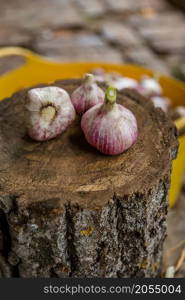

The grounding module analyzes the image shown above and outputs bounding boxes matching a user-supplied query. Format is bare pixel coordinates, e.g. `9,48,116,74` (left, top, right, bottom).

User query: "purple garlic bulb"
26,86,76,141
81,86,138,155
71,73,105,115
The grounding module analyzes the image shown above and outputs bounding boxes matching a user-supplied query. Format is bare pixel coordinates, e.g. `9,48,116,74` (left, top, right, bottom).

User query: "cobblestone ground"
0,0,185,74
0,0,185,277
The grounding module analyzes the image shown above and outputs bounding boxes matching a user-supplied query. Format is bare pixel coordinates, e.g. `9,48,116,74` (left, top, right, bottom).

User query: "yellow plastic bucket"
0,47,185,207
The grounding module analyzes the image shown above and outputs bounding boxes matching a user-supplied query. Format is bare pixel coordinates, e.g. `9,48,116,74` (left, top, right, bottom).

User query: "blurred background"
0,0,185,277
0,0,185,78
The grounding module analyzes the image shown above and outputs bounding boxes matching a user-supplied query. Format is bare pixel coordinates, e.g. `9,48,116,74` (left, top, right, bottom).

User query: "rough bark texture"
0,80,178,278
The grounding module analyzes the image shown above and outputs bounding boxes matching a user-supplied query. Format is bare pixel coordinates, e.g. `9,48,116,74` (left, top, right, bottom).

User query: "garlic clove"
26,86,76,141
71,73,105,115
137,76,162,97
81,86,138,155
151,96,171,112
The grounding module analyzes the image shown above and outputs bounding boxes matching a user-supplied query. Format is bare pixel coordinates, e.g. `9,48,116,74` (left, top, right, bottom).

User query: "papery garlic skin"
91,68,106,82
26,86,76,141
106,73,138,91
137,76,162,97
71,74,105,115
81,87,138,155
151,96,171,112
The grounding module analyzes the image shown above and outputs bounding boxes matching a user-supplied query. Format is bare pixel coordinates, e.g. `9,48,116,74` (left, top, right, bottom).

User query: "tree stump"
0,79,178,278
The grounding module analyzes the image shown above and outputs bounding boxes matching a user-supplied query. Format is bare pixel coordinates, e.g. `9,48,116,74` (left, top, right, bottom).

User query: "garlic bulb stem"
105,86,117,105
84,73,95,85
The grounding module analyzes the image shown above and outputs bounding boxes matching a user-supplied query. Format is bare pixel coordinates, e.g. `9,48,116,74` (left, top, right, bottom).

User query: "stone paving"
0,0,185,277
0,0,185,75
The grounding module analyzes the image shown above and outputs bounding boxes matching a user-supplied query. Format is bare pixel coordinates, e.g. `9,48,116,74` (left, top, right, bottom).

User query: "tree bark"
0,80,178,277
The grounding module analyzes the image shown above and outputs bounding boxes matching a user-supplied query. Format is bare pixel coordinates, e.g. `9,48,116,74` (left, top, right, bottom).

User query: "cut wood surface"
0,80,178,277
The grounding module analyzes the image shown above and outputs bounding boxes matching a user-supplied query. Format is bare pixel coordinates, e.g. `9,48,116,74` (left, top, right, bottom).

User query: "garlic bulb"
174,106,185,117
91,68,106,82
106,72,138,91
151,96,171,112
137,76,162,97
26,86,76,141
71,73,105,115
81,86,138,155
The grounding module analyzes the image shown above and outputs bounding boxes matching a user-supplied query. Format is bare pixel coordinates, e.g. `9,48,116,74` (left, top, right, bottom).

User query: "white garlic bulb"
26,86,76,141
137,76,162,97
